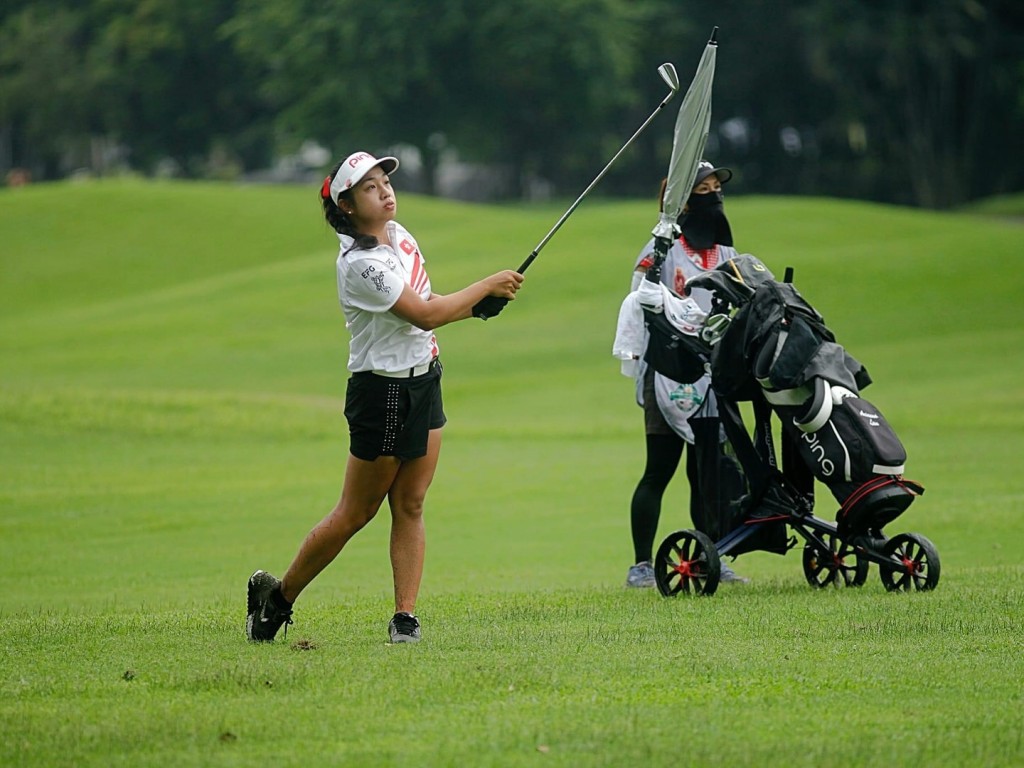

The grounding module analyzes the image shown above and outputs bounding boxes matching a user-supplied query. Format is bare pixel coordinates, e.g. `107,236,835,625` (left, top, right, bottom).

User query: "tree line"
2,0,1021,208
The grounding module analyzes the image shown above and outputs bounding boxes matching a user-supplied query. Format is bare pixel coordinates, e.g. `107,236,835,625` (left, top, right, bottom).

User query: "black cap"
693,160,732,187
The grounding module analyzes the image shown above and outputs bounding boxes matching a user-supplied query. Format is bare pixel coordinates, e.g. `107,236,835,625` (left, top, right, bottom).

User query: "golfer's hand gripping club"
472,268,524,320
472,295,509,320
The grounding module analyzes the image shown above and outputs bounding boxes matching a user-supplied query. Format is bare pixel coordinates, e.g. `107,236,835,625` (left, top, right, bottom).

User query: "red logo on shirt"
674,268,686,296
399,239,416,255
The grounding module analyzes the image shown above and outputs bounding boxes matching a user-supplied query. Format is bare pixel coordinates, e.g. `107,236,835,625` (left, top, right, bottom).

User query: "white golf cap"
328,151,399,205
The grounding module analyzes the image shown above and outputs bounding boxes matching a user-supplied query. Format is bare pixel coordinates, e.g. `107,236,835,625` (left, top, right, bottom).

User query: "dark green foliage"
0,0,1022,205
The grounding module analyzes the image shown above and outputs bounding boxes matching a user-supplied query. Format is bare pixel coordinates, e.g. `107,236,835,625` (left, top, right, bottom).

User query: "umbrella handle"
644,237,672,285
710,26,718,45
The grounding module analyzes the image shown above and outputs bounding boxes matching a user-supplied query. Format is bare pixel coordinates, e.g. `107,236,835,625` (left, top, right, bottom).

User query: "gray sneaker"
388,612,421,644
626,561,657,588
719,561,750,584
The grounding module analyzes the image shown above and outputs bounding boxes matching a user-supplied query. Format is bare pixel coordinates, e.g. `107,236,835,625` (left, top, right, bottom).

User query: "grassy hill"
2,176,1022,606
1,180,1022,766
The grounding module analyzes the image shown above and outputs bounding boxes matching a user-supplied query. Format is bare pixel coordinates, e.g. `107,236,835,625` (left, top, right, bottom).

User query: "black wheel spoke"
838,562,855,585
654,530,721,597
804,533,862,589
681,538,694,561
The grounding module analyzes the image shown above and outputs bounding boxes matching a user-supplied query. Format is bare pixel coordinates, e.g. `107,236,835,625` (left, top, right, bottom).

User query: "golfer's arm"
390,283,491,330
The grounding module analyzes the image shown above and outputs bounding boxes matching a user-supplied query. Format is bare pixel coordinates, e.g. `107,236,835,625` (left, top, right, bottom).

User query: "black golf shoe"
246,570,293,642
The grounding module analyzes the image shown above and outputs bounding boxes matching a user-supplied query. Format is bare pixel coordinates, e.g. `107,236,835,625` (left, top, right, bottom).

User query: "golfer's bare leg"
279,453,400,603
388,428,443,614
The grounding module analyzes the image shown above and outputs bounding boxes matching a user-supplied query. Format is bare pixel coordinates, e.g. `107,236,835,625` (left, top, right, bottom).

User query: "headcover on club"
685,254,775,308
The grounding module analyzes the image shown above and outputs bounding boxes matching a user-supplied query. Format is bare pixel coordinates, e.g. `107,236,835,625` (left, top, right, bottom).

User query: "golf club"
518,62,680,275
474,63,681,319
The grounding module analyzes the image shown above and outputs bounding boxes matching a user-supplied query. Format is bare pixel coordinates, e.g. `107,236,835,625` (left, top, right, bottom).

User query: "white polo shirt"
336,221,438,373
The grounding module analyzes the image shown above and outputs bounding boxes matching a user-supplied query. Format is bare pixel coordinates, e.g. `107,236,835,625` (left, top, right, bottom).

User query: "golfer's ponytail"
320,164,378,251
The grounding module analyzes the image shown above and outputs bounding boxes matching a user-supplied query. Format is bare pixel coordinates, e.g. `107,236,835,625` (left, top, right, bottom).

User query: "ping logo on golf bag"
786,393,908,505
800,430,835,477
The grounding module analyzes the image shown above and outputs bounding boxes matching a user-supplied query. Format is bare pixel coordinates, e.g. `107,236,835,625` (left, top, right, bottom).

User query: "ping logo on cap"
344,153,373,189
348,152,371,168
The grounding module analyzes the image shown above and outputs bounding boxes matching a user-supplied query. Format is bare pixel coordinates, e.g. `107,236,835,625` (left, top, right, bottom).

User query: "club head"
658,62,680,93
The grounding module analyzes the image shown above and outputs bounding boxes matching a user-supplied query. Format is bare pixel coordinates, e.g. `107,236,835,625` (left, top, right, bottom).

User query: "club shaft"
517,91,676,274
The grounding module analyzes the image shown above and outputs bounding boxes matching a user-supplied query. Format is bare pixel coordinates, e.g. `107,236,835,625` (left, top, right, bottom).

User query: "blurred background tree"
1,0,1021,207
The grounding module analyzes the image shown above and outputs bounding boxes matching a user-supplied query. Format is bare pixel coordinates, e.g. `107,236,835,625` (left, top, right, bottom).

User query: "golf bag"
647,255,924,536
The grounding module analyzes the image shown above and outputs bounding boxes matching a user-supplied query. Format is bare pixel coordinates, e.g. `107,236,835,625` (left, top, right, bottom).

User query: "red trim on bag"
744,514,788,525
839,475,923,521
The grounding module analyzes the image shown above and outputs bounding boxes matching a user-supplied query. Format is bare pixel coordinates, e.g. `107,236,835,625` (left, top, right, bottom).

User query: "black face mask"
678,190,733,250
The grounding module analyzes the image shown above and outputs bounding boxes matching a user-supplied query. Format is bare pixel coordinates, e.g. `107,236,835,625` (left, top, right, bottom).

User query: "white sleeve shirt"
336,222,438,373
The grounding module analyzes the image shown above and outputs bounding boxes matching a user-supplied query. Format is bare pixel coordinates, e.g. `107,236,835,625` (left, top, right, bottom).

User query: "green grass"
2,180,1023,767
6,587,1022,766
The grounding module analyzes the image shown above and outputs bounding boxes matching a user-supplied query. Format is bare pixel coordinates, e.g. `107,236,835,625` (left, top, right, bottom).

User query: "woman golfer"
246,151,523,644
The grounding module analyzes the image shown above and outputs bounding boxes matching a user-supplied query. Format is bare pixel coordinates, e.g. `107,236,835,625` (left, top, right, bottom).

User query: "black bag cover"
688,417,748,542
684,254,776,305
642,309,708,384
837,475,924,535
710,281,872,398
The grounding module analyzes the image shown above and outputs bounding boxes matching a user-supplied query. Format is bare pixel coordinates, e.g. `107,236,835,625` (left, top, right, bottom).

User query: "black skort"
345,359,446,461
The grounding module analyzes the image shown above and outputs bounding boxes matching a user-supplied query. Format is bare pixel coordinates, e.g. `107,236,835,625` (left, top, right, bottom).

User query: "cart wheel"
654,530,720,597
879,533,941,592
802,532,869,588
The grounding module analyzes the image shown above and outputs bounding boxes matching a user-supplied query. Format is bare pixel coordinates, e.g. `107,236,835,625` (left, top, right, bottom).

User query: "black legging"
630,433,691,564
630,421,745,563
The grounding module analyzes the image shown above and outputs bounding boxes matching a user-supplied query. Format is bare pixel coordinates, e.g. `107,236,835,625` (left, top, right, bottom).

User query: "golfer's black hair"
320,161,379,251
